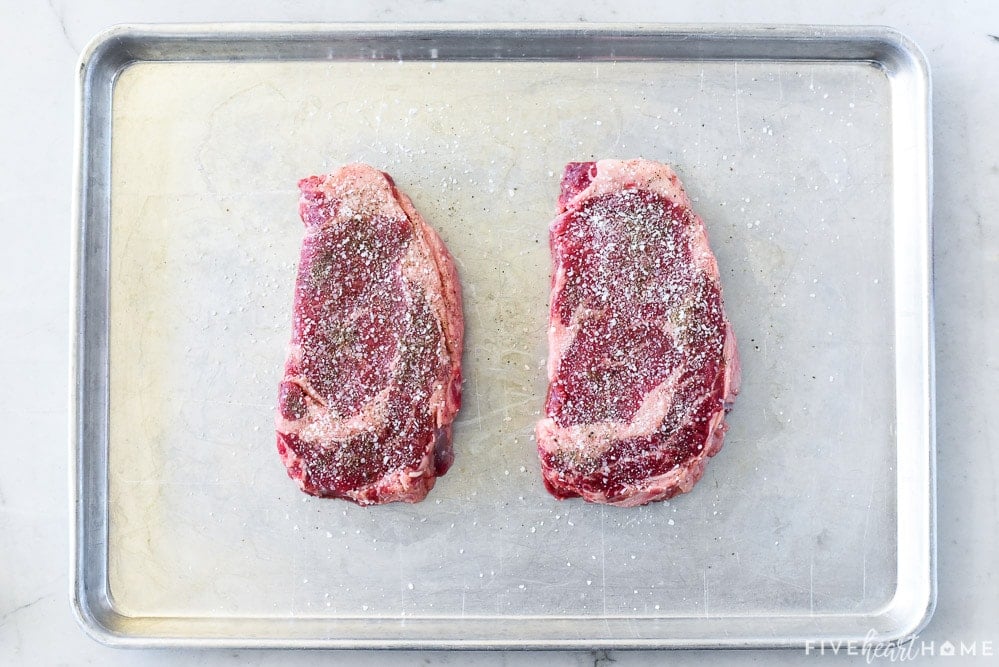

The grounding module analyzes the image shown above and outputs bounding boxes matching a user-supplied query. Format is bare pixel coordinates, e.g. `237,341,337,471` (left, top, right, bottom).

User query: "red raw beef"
276,164,463,505
537,159,740,507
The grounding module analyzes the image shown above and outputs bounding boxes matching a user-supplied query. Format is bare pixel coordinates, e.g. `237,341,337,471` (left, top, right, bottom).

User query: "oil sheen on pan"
537,159,740,507
276,164,464,505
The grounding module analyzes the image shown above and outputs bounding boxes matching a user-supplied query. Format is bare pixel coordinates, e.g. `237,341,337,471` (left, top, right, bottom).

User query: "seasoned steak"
276,164,463,505
537,159,740,507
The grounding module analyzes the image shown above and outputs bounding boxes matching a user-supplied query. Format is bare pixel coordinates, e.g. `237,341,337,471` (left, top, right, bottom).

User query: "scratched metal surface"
72,25,933,647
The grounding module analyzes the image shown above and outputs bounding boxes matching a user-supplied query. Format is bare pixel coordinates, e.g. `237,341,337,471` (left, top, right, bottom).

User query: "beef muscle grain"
536,159,740,507
276,164,463,505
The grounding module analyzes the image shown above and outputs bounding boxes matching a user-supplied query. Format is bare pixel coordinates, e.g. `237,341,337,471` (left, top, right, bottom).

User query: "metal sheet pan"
71,23,934,648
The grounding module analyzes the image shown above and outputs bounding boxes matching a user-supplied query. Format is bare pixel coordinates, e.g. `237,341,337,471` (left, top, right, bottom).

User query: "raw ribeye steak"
536,159,740,507
276,164,463,505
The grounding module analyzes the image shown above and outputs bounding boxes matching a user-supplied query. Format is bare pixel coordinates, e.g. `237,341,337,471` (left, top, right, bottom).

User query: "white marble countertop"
2,1,996,665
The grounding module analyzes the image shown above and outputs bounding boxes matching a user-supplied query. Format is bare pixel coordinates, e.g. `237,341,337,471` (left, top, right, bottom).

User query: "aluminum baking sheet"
71,24,934,648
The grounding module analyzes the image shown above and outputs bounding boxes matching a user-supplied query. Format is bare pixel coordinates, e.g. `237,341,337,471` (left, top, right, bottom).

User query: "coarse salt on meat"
537,159,740,507
276,164,463,505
